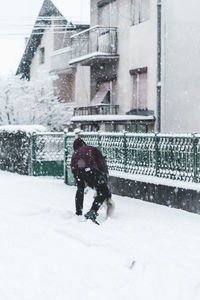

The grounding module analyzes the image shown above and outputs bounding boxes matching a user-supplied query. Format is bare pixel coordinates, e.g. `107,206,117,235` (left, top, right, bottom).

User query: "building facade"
161,0,200,133
70,0,200,134
17,0,88,106
69,0,156,132
17,0,200,133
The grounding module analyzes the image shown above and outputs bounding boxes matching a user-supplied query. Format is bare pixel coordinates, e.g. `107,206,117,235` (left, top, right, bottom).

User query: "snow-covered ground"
0,171,200,300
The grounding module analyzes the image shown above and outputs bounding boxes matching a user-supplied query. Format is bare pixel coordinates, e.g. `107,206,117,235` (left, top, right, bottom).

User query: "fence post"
64,130,68,184
155,133,159,177
31,132,37,176
98,131,101,151
192,133,198,183
123,131,127,172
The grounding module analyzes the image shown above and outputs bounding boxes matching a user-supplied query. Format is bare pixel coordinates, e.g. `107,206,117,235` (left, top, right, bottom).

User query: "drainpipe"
110,81,113,105
156,0,162,132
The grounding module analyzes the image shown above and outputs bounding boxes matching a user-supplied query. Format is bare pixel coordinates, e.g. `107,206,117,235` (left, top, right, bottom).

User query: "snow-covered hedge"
0,125,46,175
0,125,47,134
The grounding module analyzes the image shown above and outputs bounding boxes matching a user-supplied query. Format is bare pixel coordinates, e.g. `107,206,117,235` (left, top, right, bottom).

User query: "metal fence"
64,132,200,185
31,132,64,177
1,130,199,184
70,25,118,61
0,131,64,177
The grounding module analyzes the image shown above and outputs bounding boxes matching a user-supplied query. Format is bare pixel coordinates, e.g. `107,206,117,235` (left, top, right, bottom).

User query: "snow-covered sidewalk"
0,171,200,300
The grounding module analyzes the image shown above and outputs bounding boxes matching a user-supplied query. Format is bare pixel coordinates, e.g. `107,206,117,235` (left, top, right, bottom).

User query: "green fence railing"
31,132,64,177
1,130,200,184
64,132,200,185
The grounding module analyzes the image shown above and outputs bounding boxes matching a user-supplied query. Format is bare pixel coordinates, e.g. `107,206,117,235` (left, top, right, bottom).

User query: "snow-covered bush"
0,74,74,131
0,128,32,175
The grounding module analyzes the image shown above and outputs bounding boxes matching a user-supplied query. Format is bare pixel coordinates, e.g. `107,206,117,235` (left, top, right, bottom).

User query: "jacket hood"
73,138,86,151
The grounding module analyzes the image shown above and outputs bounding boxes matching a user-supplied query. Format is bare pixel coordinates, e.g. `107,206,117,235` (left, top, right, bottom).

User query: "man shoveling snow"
70,130,114,224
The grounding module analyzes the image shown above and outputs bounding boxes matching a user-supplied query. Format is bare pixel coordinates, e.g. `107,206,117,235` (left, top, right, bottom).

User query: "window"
105,123,117,131
81,124,99,132
125,124,147,133
125,124,137,132
131,0,150,25
91,80,117,106
39,47,45,64
137,124,147,133
130,67,148,110
98,0,117,27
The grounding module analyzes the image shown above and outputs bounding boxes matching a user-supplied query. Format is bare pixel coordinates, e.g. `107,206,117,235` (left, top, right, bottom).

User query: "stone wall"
109,175,200,214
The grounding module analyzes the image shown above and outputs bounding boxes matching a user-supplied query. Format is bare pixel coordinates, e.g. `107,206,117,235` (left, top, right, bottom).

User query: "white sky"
0,0,90,76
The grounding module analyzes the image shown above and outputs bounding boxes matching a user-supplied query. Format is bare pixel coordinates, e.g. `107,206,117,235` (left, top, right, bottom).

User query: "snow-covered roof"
71,114,155,122
16,0,89,79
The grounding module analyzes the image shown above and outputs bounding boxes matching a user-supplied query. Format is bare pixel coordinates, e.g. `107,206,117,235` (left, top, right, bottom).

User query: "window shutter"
138,72,147,109
98,4,110,26
98,0,117,27
132,74,138,109
130,68,148,110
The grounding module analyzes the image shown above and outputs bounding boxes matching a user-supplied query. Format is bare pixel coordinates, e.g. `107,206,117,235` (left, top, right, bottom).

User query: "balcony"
69,25,118,66
50,47,74,73
74,104,119,116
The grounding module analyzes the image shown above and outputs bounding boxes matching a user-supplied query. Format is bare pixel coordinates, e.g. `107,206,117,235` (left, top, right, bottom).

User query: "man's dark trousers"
75,168,110,215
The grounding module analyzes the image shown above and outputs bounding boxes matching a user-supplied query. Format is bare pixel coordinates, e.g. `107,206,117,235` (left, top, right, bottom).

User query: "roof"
16,0,89,79
71,115,155,122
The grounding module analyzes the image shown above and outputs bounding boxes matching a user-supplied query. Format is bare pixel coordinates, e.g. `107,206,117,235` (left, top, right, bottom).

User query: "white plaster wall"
90,0,98,27
74,65,90,106
117,0,157,115
162,0,200,133
30,28,54,80
76,0,157,115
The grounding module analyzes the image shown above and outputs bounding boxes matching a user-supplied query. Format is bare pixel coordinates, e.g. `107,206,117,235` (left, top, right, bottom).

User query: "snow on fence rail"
64,132,200,185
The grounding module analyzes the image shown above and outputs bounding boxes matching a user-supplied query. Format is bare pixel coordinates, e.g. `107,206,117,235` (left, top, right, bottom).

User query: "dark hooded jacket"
70,138,108,177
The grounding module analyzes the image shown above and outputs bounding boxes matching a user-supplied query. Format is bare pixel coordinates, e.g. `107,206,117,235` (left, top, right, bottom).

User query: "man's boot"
84,209,99,225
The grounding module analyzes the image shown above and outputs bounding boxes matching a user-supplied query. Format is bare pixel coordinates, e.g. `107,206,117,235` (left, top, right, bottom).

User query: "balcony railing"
74,104,119,116
70,25,118,63
50,47,72,72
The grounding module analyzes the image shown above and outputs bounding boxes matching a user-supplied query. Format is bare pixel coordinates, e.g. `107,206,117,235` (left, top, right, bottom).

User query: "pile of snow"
0,171,200,300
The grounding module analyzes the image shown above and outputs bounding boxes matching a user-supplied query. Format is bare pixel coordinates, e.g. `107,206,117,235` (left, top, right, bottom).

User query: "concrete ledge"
109,175,200,215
